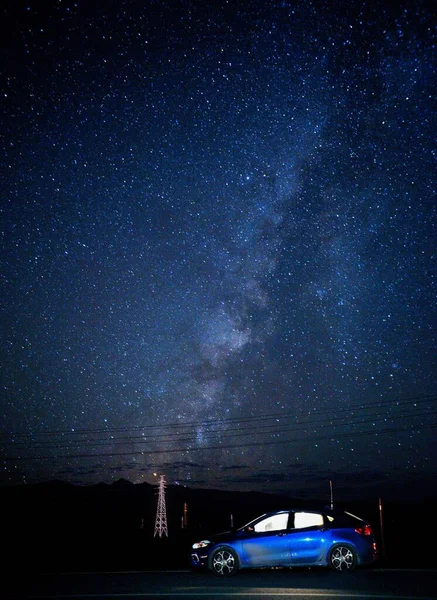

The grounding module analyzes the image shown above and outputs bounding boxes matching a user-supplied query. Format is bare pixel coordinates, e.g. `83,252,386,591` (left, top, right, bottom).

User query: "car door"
238,511,292,567
288,511,328,564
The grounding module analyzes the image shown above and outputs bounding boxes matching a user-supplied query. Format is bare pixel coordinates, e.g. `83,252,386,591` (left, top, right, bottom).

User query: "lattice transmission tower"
153,474,169,538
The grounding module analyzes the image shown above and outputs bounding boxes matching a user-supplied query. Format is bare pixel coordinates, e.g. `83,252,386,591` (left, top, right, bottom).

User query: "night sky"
2,0,436,504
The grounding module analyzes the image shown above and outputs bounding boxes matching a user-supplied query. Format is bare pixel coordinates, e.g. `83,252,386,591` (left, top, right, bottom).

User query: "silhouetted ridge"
112,478,134,487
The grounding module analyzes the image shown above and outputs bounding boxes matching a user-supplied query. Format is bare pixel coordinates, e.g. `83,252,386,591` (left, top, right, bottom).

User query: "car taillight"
355,524,372,536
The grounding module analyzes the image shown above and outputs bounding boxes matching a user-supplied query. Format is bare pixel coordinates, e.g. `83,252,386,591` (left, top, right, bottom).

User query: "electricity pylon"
153,474,169,538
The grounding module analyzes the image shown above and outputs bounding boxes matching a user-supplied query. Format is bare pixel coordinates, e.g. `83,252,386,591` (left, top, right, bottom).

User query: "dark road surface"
6,568,437,600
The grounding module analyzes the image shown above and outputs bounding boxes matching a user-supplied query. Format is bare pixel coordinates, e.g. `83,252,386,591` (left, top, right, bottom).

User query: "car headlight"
192,540,211,549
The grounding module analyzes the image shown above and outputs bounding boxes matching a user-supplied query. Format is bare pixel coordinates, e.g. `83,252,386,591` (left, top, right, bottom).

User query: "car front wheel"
210,546,239,576
328,544,357,572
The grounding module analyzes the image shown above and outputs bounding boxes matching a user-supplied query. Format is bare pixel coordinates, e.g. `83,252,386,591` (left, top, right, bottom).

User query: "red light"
355,524,372,536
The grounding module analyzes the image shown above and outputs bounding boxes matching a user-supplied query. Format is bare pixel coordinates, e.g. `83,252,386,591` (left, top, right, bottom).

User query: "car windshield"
238,511,291,532
237,513,268,531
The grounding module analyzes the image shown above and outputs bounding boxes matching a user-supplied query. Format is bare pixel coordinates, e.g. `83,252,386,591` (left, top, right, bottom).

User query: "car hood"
208,529,242,543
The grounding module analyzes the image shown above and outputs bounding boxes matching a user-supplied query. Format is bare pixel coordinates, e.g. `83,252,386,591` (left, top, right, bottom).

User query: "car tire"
210,546,239,576
328,544,357,573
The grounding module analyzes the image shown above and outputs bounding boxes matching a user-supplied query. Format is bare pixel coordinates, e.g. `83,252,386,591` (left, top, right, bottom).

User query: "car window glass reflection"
293,512,324,529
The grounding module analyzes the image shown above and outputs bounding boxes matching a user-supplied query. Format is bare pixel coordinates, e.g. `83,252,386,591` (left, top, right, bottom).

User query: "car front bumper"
191,551,209,569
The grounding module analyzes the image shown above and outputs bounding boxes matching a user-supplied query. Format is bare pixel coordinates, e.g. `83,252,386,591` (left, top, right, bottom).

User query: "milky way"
1,0,436,502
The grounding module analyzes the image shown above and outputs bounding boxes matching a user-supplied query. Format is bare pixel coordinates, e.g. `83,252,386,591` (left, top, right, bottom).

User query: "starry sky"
1,0,436,503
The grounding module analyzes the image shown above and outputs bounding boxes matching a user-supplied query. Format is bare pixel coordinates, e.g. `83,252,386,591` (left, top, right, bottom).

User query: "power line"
4,407,436,451
4,422,437,462
2,393,435,440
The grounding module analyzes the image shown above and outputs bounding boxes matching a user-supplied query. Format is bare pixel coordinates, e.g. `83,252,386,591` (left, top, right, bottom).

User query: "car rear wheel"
210,546,239,576
328,544,357,572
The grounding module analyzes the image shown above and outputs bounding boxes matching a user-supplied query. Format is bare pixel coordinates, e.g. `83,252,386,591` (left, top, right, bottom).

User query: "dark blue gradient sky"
2,0,436,503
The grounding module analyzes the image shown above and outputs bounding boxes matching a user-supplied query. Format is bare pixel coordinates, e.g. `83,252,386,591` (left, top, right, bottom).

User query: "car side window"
293,512,324,529
253,512,289,532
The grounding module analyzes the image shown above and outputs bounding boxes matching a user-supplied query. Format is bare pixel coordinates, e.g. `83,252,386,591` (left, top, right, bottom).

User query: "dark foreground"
7,530,435,576
5,481,437,573
6,567,437,600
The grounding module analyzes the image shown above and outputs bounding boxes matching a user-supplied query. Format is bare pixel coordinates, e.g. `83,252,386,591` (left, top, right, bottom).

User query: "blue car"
191,508,379,575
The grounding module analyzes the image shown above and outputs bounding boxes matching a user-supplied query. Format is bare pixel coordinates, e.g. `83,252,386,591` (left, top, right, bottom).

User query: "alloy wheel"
212,549,237,576
329,545,355,572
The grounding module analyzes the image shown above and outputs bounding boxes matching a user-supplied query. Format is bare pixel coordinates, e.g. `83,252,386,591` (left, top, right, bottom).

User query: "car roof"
265,508,368,526
264,508,359,519
265,508,331,514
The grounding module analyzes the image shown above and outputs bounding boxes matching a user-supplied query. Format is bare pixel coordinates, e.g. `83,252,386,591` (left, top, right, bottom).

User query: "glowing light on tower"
154,474,169,538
